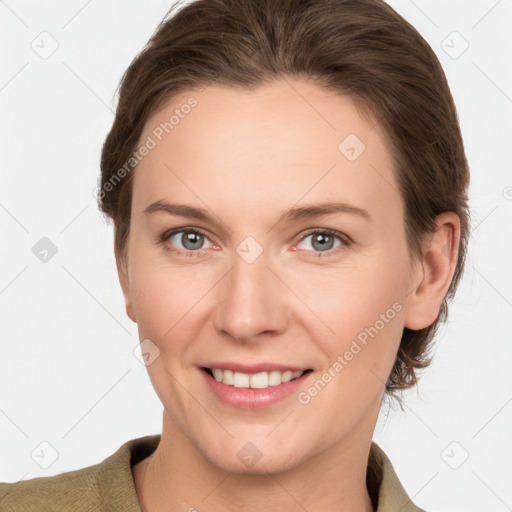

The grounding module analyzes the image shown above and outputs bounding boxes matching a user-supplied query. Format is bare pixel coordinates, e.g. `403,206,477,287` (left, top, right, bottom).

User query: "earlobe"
404,212,461,331
115,246,137,324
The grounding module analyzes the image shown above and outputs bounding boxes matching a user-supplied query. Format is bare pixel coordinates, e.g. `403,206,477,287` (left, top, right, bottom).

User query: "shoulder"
0,463,105,512
0,435,160,512
369,441,428,512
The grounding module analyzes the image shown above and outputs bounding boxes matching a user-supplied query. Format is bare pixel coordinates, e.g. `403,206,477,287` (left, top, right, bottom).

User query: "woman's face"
119,79,424,473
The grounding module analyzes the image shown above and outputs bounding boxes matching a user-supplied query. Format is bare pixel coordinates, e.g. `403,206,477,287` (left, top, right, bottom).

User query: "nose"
213,249,290,343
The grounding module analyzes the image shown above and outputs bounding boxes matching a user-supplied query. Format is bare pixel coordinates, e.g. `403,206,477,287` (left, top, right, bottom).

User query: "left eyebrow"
280,202,372,223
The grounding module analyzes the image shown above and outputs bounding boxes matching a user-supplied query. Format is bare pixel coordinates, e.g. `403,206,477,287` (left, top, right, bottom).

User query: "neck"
133,411,378,512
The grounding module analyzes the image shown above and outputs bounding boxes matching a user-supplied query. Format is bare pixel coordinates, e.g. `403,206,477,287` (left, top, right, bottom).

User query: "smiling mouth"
202,367,313,389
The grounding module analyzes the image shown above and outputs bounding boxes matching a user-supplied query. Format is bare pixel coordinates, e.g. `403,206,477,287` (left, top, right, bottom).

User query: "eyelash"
157,227,352,258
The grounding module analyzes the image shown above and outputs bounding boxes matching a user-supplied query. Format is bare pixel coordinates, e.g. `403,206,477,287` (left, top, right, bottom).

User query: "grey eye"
169,230,213,251
298,232,342,252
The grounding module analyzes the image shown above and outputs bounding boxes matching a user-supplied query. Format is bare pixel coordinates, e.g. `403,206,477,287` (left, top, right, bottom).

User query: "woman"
0,0,469,510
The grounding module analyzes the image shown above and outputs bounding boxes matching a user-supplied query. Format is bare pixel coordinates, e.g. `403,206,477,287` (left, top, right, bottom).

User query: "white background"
1,1,511,510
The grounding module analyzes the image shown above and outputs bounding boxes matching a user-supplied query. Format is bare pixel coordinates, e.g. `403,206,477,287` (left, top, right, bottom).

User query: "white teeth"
268,371,282,386
222,369,234,385
249,372,268,389
233,372,250,388
208,368,306,388
281,370,292,383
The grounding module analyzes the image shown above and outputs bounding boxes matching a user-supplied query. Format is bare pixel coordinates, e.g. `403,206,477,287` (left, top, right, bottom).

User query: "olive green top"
0,435,426,511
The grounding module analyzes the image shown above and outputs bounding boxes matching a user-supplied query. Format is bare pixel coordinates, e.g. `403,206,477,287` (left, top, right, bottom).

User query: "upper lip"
201,362,311,373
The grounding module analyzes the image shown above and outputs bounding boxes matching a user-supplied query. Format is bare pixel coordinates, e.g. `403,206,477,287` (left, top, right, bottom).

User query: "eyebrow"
143,200,371,224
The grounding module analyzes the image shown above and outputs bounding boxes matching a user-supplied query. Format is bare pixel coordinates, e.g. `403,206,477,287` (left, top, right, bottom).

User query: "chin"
196,433,308,476
213,450,302,476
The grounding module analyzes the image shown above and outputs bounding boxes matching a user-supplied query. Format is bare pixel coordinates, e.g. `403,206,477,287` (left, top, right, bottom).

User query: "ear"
115,243,137,323
404,212,461,330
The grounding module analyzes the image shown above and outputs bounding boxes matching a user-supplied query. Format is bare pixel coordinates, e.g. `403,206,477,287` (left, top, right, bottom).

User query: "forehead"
132,79,402,225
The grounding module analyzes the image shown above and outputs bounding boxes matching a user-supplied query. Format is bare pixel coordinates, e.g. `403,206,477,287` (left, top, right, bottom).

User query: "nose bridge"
213,245,286,341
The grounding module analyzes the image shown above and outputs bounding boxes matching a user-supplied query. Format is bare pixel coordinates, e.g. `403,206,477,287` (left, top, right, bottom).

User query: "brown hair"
98,0,470,406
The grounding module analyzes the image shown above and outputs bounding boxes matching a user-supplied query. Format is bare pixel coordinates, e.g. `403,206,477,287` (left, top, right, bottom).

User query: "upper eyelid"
301,228,349,240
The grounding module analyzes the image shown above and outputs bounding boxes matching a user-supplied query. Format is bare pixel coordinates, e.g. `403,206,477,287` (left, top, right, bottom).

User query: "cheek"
292,256,406,334
291,264,406,435
289,255,407,386
128,248,217,347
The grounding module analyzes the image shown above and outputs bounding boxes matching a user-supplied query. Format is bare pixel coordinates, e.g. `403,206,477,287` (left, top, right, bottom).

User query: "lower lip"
200,368,312,410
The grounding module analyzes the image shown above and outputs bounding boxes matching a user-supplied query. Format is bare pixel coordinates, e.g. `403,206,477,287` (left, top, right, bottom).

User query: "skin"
117,78,460,512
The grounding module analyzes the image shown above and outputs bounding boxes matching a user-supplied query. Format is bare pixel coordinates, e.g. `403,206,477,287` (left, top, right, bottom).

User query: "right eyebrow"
143,200,211,221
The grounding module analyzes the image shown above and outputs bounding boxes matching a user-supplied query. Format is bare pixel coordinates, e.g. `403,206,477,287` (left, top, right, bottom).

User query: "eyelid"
162,226,212,240
299,227,351,244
